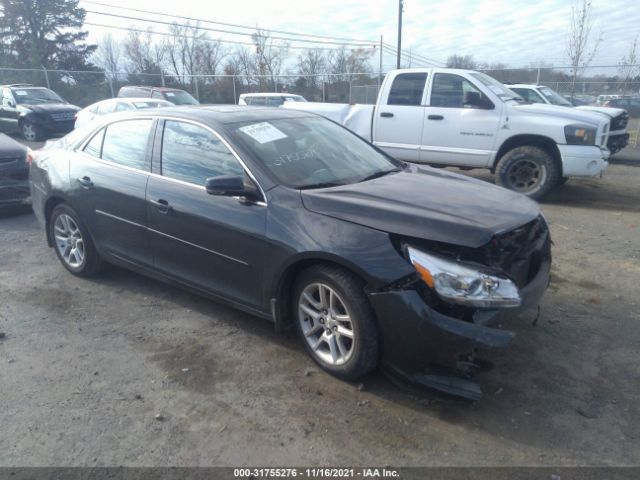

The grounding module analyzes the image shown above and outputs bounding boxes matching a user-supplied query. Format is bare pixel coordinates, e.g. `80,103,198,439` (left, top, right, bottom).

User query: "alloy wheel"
22,123,37,142
54,214,85,268
298,283,355,366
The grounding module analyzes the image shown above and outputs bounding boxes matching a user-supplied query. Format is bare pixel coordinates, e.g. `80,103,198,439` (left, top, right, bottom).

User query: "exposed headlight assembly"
407,246,521,308
564,124,597,146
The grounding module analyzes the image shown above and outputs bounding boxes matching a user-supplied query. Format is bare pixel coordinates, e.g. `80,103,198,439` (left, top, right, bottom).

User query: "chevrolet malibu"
30,106,551,400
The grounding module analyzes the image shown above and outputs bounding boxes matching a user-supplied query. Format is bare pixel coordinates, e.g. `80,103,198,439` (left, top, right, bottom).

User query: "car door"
69,118,154,266
146,119,267,308
0,88,20,133
372,72,427,162
421,73,501,167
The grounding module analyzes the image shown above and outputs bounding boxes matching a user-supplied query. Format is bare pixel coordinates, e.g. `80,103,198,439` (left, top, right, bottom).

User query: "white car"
284,68,611,199
74,98,172,129
509,84,629,154
238,93,307,107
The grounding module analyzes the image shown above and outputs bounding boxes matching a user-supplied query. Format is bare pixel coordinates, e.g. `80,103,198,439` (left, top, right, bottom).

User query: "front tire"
50,204,104,277
495,146,560,200
21,121,43,142
292,265,378,380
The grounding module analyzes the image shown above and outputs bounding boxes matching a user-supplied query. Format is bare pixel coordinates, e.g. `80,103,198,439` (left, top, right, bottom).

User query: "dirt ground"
0,138,639,467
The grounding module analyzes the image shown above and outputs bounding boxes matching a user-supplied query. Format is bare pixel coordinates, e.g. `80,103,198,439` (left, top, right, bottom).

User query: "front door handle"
428,115,444,120
380,112,394,118
77,176,94,189
150,198,172,214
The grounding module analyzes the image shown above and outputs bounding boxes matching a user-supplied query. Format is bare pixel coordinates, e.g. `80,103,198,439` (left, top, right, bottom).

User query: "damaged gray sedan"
30,106,551,400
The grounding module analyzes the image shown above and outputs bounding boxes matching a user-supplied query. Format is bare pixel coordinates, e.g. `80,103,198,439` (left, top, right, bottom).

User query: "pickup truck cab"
509,84,629,154
284,68,610,199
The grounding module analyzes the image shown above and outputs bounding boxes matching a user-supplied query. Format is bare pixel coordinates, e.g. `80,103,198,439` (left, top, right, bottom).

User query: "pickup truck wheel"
293,264,379,380
495,146,559,199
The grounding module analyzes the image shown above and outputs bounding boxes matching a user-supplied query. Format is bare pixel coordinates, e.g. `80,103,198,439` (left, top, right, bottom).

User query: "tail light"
25,148,35,166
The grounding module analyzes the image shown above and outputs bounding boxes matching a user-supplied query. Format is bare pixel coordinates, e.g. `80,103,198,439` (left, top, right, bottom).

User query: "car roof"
120,85,187,92
98,105,315,125
240,93,302,97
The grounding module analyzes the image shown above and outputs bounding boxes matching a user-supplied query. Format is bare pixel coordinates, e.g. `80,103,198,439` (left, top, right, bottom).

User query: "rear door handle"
428,115,444,120
380,112,394,118
77,176,94,189
150,198,172,214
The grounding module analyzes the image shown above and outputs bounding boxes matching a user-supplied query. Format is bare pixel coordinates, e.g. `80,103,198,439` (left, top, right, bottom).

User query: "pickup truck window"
387,73,427,106
431,73,484,108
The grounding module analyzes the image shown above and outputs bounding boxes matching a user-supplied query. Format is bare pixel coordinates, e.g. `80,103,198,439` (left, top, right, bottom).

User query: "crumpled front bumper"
368,258,551,401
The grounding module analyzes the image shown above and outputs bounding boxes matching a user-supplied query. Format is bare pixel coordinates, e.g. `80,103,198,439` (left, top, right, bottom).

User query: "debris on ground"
0,332,6,340
357,383,365,392
303,368,317,377
181,368,190,372
154,414,165,421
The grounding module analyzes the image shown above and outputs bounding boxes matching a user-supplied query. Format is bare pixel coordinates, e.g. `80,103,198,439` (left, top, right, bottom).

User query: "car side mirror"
463,91,493,109
205,175,261,202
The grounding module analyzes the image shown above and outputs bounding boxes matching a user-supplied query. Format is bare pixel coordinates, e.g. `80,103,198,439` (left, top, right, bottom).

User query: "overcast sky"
80,0,639,73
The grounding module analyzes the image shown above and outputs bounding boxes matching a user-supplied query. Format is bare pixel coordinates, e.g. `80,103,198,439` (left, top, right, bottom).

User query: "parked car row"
29,105,551,400
0,84,199,141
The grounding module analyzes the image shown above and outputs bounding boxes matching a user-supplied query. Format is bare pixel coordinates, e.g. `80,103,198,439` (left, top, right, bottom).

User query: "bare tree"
618,37,639,94
446,54,477,69
297,49,327,89
94,33,122,82
328,47,373,83
123,28,166,82
252,28,289,90
566,0,602,99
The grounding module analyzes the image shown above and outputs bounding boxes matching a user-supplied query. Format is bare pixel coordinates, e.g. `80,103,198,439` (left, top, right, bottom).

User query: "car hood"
511,102,604,126
576,105,627,119
300,166,540,248
19,103,80,114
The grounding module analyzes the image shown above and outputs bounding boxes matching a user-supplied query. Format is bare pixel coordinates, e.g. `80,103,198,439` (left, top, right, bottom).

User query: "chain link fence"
0,65,638,109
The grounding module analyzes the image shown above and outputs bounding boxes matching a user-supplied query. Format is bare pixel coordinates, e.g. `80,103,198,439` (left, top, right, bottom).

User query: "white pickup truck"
283,68,610,199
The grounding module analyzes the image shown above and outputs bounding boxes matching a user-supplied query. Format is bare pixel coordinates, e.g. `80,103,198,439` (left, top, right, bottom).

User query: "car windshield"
164,90,199,105
230,116,402,189
12,87,65,105
285,96,306,102
539,87,572,106
470,73,523,102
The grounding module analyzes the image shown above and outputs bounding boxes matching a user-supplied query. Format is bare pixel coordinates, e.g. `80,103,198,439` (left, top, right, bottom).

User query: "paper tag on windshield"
239,122,287,144
15,90,28,96
165,92,175,97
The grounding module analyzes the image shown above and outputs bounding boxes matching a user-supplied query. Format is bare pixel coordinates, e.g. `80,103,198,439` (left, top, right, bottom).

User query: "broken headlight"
406,246,521,308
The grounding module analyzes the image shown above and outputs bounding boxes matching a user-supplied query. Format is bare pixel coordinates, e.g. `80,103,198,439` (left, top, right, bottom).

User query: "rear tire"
292,264,378,380
50,204,104,277
495,146,560,200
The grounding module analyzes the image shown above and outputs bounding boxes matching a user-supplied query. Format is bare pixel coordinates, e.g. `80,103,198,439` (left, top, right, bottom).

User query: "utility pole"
396,0,404,69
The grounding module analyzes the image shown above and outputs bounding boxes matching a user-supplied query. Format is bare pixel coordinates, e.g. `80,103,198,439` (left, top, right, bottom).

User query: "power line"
80,0,378,45
85,22,372,52
85,9,377,47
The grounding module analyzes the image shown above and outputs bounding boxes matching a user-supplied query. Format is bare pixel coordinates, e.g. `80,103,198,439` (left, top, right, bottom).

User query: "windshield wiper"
358,167,402,183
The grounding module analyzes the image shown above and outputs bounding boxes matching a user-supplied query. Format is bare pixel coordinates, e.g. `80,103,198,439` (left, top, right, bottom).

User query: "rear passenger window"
161,121,244,185
152,91,164,99
83,128,104,158
387,73,427,106
101,120,152,170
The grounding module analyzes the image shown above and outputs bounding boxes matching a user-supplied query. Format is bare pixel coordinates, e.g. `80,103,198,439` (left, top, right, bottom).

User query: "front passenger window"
161,121,245,186
431,73,486,108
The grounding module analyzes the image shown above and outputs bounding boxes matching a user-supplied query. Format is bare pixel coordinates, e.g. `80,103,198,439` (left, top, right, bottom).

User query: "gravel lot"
0,134,639,467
